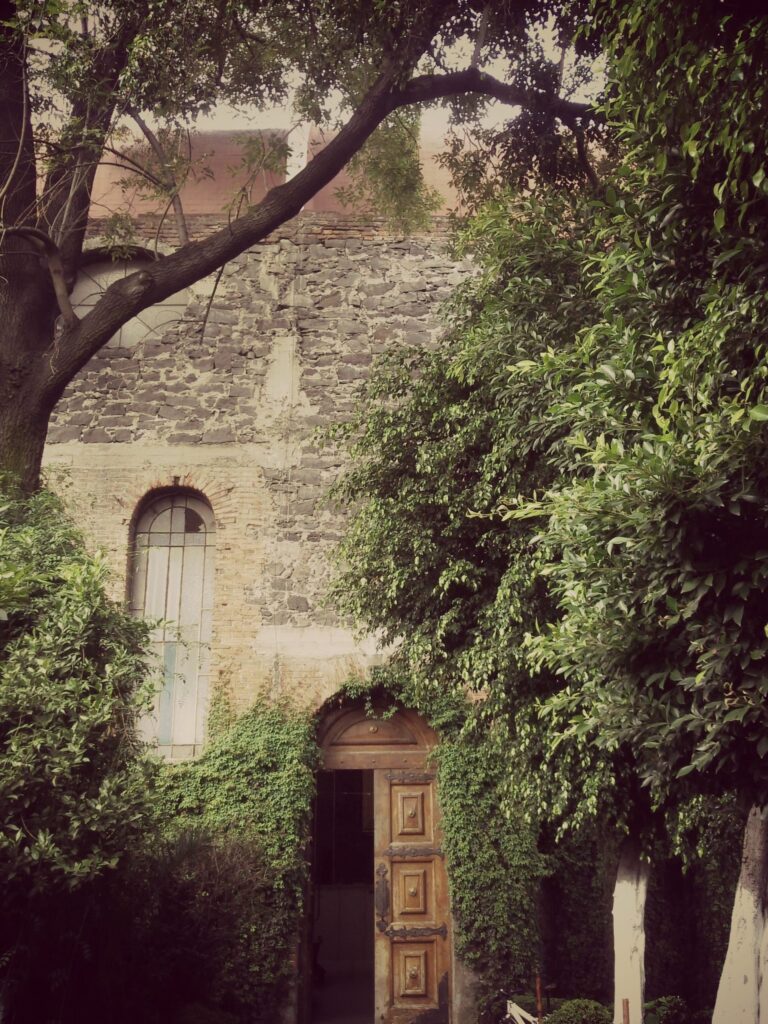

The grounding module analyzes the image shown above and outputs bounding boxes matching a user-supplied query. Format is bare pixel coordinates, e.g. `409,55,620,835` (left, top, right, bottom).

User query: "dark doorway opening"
311,769,374,1024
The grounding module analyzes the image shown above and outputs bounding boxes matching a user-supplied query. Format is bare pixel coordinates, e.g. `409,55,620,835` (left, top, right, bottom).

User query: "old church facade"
43,165,477,1020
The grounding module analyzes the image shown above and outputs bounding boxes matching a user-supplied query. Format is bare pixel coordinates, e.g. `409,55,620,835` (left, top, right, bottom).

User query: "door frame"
305,703,454,1024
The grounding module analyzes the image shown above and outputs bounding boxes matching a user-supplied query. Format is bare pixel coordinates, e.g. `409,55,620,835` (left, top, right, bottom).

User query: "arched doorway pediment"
318,706,437,771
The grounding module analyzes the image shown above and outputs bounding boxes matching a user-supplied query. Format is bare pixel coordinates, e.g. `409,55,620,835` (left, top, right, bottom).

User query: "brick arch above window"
130,491,216,759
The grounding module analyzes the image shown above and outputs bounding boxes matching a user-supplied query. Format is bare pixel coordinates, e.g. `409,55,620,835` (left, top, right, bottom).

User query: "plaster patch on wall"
261,332,303,417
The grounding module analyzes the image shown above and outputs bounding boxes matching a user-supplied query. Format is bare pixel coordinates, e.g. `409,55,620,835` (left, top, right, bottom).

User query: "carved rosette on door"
374,768,451,1024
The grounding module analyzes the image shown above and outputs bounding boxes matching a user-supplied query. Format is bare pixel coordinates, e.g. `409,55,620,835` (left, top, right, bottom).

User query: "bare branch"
129,110,190,246
0,37,28,213
470,4,491,69
574,128,600,190
100,148,168,190
2,226,77,325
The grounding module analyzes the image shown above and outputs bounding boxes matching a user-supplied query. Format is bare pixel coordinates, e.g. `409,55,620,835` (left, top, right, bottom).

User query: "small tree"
0,484,156,1013
514,2,768,1020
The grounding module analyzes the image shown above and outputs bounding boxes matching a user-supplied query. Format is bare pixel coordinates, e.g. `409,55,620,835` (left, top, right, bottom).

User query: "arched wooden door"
318,707,451,1024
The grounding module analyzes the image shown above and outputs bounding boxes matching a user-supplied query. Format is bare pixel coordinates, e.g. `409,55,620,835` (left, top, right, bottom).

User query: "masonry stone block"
45,214,463,734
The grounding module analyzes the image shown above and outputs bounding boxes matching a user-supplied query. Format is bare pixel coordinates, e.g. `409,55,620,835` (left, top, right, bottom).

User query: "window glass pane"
131,492,215,754
145,546,169,621
150,508,172,533
179,545,205,627
172,642,198,745
170,506,186,532
185,508,205,533
165,546,184,627
158,642,177,745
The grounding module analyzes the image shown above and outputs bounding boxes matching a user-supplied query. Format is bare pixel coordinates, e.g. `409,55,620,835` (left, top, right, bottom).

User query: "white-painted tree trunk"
713,803,768,1024
613,837,650,1024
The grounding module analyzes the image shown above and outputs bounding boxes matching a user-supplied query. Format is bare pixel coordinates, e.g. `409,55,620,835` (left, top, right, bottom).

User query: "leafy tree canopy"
0,0,608,491
330,0,768,843
518,0,768,809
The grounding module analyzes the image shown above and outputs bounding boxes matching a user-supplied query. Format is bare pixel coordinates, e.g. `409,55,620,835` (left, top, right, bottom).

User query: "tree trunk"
713,803,768,1024
0,397,51,494
0,8,60,493
613,836,649,1024
0,259,58,492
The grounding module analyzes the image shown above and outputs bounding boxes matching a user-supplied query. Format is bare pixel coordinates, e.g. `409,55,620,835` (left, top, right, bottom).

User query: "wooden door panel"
393,863,430,917
393,942,436,1004
390,785,434,842
375,768,450,1024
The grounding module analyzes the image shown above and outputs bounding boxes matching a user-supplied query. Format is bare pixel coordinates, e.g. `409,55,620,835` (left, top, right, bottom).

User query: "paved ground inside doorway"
312,971,372,1024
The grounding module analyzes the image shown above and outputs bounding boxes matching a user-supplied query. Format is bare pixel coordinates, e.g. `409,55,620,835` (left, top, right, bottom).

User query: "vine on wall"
329,669,548,1011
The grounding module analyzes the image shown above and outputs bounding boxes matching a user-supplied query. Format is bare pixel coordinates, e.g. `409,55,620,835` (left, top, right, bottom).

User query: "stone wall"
44,213,468,735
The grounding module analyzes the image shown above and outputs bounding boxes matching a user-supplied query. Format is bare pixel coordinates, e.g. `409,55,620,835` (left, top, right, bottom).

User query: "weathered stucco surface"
44,213,466,729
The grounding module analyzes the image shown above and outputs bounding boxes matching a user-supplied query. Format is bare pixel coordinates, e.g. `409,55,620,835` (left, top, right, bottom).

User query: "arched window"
130,492,215,757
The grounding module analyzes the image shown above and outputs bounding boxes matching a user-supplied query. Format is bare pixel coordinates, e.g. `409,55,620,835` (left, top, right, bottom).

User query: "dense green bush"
1,671,317,1024
437,731,548,1002
148,698,319,1022
0,486,155,894
644,996,691,1024
545,999,611,1024
114,829,293,1023
0,486,157,1021
539,825,616,1001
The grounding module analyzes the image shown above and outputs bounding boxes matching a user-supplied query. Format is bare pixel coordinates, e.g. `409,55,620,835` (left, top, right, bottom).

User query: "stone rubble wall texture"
44,213,469,736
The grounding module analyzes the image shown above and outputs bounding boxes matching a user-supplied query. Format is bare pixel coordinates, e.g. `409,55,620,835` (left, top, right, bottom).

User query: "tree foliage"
332,0,768,831
0,484,155,895
517,0,768,809
0,0,605,491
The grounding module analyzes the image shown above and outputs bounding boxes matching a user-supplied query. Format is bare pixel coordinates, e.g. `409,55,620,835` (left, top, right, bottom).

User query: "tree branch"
36,11,143,273
129,110,190,246
393,67,596,124
0,11,36,226
2,226,77,325
470,4,491,68
43,63,598,400
574,128,600,190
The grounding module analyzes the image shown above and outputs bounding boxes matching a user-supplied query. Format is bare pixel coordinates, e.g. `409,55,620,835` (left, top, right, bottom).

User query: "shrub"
148,698,319,1021
644,996,691,1024
114,829,292,1023
2,697,319,1024
545,999,611,1024
437,734,548,1004
0,487,155,894
0,486,157,1022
